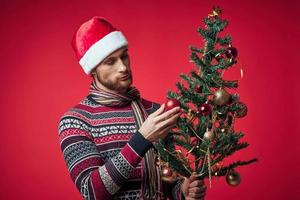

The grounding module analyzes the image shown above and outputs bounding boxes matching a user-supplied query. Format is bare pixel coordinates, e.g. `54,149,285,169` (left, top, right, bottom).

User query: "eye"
105,58,115,65
121,53,129,60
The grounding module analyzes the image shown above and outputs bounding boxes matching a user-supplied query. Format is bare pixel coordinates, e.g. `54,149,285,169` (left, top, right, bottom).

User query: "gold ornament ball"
214,88,231,106
204,130,215,141
155,156,161,166
226,170,241,186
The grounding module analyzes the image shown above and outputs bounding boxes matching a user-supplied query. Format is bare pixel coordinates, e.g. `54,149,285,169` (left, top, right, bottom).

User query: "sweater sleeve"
58,115,152,200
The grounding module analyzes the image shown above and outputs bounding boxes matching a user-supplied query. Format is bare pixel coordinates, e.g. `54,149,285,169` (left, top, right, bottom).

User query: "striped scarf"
89,80,162,199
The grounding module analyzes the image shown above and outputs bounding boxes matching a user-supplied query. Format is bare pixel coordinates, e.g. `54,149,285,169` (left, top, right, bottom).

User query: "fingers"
186,178,206,200
139,104,181,142
143,111,180,141
189,173,198,183
186,191,206,200
156,106,181,122
187,185,207,200
188,185,206,194
158,112,181,131
157,119,179,138
151,104,165,117
187,193,205,199
189,179,204,188
181,176,207,200
165,110,181,123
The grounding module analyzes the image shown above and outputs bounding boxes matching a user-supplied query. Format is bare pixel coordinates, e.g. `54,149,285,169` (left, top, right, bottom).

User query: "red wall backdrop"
1,0,299,199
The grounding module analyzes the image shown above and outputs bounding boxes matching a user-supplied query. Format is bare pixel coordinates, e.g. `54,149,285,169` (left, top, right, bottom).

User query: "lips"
119,74,130,80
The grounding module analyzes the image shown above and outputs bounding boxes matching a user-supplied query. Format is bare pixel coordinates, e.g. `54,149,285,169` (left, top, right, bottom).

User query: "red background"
1,0,299,199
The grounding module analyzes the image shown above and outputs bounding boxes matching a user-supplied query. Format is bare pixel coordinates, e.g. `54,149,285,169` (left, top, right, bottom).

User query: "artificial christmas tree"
154,6,258,188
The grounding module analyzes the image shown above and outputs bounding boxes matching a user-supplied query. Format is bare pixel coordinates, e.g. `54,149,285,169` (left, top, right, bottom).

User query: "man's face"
92,46,132,94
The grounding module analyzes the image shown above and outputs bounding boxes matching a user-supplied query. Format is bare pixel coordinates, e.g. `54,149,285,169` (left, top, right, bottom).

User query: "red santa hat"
72,16,128,75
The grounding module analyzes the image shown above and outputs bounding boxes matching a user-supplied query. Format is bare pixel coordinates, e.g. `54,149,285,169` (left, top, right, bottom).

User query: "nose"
116,58,128,72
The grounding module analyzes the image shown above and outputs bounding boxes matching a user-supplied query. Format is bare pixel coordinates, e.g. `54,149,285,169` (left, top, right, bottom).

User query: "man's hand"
139,104,180,143
181,173,207,200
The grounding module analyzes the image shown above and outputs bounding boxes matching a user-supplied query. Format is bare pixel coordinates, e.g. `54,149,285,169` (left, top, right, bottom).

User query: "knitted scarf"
89,80,162,199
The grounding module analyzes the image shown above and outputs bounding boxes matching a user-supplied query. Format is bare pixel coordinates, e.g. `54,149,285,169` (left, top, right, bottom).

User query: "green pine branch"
155,7,258,185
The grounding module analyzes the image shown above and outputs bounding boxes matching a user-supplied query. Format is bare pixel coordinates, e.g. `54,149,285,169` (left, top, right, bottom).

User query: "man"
58,16,207,200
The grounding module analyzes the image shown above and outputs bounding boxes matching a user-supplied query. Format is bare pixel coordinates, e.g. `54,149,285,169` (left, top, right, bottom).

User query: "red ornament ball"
225,47,238,59
199,103,211,116
162,166,173,177
195,85,203,93
164,98,180,111
161,166,177,183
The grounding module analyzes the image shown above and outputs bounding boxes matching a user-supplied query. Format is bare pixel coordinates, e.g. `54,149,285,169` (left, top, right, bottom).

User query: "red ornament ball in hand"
199,103,211,116
164,98,180,111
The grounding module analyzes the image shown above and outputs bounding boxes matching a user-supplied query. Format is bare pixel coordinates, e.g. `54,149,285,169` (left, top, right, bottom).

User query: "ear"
90,69,96,76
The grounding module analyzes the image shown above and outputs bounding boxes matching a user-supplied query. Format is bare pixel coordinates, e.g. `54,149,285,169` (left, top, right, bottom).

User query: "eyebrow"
103,49,128,62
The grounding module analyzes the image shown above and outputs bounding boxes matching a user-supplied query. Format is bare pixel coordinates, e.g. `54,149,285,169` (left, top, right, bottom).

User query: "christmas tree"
154,6,258,188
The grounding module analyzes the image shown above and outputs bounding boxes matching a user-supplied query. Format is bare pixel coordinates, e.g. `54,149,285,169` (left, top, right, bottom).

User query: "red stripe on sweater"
59,128,92,143
129,167,142,179
70,156,103,182
120,144,142,167
91,169,110,199
93,133,132,144
75,104,131,113
67,111,135,125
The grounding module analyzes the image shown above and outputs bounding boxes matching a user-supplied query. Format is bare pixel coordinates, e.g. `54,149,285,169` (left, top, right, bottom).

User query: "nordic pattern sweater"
58,94,183,200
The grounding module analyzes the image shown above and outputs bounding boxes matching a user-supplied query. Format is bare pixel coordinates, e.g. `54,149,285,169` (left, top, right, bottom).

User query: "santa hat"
72,16,128,75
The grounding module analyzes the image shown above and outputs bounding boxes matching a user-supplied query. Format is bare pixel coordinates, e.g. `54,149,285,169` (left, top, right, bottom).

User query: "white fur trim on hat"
79,31,128,75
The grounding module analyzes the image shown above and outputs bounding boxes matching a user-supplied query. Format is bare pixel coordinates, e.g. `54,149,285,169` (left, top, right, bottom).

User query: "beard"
95,73,133,93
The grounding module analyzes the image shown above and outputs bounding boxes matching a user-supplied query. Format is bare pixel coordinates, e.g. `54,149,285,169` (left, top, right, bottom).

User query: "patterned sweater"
58,94,183,200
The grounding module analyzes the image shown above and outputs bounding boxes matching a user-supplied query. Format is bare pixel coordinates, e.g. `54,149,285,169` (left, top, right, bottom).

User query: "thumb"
189,172,197,182
181,177,190,197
